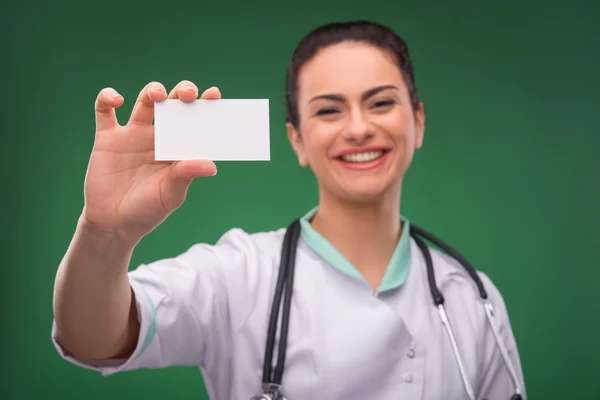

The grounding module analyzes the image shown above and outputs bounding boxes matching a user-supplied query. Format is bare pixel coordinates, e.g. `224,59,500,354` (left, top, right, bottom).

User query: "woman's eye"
316,108,339,116
373,99,395,108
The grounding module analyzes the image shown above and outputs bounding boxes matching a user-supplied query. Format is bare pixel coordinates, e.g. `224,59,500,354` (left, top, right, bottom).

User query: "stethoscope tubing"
256,219,523,400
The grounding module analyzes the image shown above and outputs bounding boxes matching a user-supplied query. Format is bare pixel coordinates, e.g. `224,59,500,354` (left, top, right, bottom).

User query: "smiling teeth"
341,151,384,163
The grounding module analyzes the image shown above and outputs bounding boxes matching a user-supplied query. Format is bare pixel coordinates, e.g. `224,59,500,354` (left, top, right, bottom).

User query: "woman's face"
287,41,425,204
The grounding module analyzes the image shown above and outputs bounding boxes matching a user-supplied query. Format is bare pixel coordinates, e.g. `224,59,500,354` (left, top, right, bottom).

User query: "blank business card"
154,99,270,161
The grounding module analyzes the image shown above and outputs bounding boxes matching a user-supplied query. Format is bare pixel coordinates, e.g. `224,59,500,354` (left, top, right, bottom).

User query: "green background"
2,0,599,398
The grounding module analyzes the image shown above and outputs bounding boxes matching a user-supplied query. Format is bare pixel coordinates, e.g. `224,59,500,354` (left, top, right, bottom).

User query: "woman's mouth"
335,149,391,170
339,150,386,163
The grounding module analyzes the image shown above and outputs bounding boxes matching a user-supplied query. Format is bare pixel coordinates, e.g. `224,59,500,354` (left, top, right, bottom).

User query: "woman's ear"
414,102,426,150
286,122,309,167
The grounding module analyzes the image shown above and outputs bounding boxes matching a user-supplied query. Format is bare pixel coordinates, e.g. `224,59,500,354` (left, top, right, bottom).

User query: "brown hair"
285,20,421,128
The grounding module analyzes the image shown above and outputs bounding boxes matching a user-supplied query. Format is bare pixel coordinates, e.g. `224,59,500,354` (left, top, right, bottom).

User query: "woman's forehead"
297,42,404,100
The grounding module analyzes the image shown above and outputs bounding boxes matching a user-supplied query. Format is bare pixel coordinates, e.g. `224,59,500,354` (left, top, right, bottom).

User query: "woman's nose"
342,110,373,143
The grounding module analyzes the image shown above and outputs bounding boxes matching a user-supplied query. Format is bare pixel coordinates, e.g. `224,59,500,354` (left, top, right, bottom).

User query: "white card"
154,99,270,161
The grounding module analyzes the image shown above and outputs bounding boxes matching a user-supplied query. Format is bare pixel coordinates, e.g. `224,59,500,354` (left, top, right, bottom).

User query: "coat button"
406,348,415,358
403,373,413,383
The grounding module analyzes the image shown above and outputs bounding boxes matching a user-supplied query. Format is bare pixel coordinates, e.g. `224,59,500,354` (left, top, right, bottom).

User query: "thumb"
159,160,217,212
172,159,217,180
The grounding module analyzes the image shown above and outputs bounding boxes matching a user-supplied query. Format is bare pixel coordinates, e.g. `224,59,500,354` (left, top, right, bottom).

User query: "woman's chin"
338,181,396,203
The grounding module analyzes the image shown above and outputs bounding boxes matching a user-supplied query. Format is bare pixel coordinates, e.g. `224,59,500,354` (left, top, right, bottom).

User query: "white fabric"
51,227,527,400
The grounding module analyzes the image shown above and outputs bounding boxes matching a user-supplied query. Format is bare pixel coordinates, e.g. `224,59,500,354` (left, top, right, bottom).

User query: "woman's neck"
311,190,403,291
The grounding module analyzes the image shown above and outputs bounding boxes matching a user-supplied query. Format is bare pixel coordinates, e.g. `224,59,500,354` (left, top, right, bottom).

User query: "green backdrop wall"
2,0,599,399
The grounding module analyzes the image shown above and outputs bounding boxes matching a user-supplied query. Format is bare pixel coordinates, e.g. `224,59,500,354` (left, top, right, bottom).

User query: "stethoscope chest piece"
250,383,287,400
250,391,287,400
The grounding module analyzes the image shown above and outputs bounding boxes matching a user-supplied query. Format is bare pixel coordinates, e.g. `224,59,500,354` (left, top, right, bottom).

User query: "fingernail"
111,91,122,98
184,85,196,91
212,169,218,176
155,85,165,93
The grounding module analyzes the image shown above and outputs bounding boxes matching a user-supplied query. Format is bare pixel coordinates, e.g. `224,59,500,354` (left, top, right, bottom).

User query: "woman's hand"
81,80,220,244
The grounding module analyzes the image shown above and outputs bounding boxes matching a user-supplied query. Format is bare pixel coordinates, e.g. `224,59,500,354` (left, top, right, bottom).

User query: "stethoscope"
251,219,524,400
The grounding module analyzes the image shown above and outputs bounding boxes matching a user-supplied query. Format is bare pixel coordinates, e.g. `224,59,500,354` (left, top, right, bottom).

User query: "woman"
52,20,527,400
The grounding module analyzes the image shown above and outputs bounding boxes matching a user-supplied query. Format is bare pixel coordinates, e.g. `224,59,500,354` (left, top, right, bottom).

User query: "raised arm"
52,81,220,361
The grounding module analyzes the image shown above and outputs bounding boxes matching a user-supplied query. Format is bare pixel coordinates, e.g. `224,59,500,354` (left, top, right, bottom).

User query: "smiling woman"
287,40,424,207
51,20,527,400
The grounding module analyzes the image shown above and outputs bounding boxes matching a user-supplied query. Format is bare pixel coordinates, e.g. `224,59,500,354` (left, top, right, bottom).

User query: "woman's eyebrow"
308,85,400,104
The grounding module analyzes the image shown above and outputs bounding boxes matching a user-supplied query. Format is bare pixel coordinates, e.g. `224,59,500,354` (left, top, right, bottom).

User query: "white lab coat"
52,223,527,400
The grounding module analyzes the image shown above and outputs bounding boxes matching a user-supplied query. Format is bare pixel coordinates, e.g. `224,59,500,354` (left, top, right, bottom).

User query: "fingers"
168,82,221,100
168,80,199,101
95,88,125,132
200,86,221,100
126,81,221,127
127,82,168,126
159,160,218,212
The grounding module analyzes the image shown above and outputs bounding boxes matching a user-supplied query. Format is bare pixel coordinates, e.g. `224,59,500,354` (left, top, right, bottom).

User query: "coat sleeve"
51,228,263,376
